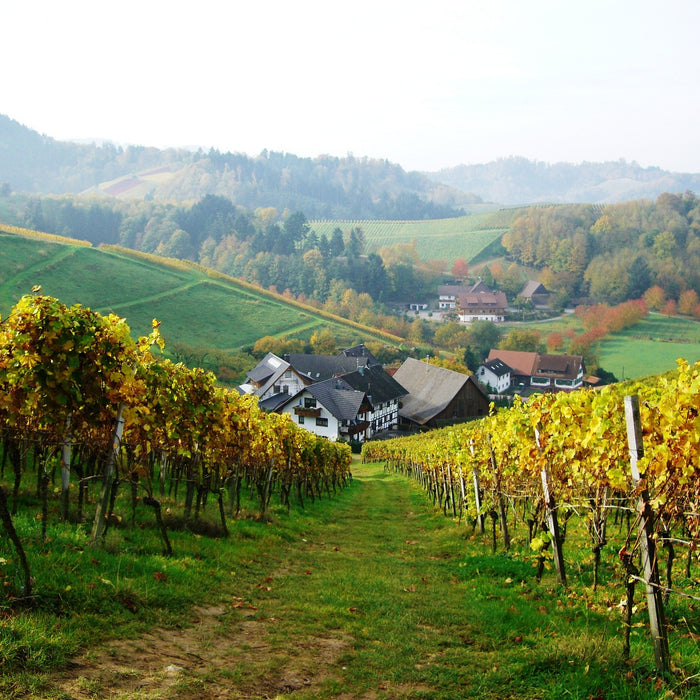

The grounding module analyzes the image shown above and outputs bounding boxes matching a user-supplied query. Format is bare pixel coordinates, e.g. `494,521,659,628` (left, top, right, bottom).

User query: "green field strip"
93,278,207,315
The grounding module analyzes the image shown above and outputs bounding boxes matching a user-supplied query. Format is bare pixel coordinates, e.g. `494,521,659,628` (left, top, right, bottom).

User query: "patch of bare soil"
51,605,352,699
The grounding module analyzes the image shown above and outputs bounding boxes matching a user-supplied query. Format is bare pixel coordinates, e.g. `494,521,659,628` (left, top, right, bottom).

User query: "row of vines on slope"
0,294,352,599
362,362,699,674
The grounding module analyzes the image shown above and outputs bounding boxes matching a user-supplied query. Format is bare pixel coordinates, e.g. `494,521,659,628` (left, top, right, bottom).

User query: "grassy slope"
3,461,697,699
0,230,403,351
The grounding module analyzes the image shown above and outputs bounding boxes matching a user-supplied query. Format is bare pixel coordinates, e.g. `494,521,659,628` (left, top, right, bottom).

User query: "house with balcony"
246,345,406,440
456,289,509,323
438,280,493,310
484,349,585,393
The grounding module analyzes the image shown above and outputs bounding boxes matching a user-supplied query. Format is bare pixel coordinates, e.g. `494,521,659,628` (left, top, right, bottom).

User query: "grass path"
34,461,695,699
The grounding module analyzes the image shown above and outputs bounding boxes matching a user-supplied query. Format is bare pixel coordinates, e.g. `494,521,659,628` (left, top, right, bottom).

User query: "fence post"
469,440,484,534
624,394,670,675
535,428,567,587
487,433,510,550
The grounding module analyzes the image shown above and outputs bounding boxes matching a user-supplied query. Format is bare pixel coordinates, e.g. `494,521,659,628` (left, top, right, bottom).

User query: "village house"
483,349,585,393
518,280,551,307
262,378,373,442
243,345,406,441
456,290,509,323
392,357,489,429
238,352,310,400
476,357,512,394
437,280,493,310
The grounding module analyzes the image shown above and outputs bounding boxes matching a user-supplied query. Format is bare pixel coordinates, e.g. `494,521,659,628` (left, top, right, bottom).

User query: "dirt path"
51,462,452,700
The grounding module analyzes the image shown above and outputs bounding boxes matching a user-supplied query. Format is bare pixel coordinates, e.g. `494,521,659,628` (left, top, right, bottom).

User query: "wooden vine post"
535,428,567,587
487,433,510,550
469,440,484,534
90,403,126,546
624,394,670,675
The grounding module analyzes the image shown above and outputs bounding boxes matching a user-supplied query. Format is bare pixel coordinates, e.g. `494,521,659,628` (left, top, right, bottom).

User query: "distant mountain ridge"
426,156,700,205
1,114,698,213
0,114,474,219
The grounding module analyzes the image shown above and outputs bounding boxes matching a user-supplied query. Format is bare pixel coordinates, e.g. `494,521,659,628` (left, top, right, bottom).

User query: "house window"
284,370,292,378
315,417,328,427
304,397,317,409
298,415,305,424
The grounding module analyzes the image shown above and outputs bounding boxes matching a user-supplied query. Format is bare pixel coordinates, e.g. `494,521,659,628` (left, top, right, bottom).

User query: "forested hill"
427,156,700,205
0,114,474,219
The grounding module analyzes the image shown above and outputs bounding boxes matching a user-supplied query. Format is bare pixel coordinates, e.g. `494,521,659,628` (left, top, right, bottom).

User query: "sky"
3,0,700,173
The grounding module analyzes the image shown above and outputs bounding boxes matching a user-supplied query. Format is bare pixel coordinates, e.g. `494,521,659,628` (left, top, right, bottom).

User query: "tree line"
501,192,700,307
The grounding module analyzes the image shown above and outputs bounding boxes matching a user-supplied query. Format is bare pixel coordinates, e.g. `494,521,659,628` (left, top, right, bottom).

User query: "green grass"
309,211,518,267
595,313,700,379
0,231,401,351
2,461,698,699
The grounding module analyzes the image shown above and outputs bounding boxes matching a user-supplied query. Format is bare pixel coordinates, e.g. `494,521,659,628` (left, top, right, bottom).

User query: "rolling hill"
0,226,404,357
3,113,698,216
427,156,700,205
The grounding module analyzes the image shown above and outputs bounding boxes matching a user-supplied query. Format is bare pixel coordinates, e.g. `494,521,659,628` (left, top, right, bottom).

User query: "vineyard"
0,294,352,596
308,212,517,266
363,361,700,680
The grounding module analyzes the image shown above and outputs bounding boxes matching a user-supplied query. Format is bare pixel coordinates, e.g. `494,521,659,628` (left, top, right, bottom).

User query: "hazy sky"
4,0,699,173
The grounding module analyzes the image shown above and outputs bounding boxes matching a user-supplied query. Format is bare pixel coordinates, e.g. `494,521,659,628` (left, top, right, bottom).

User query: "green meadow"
597,314,700,380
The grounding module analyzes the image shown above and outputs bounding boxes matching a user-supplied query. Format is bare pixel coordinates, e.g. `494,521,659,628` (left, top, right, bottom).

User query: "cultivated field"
310,209,522,267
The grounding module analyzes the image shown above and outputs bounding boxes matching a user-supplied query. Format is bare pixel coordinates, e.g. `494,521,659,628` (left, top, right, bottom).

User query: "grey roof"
286,353,361,381
243,353,291,396
481,358,512,377
338,344,381,365
258,392,296,412
341,364,407,405
259,380,370,423
438,284,469,297
393,357,484,425
307,379,369,421
468,280,494,294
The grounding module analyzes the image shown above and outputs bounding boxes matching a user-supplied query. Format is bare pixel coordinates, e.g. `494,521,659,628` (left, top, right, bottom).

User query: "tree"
310,328,337,355
252,336,285,357
662,299,677,317
643,285,666,311
346,227,365,257
463,345,480,372
466,320,502,361
547,332,564,352
433,322,471,351
156,229,194,259
361,254,387,299
678,289,699,315
499,329,541,352
283,211,310,252
451,258,469,280
330,228,345,257
478,265,495,288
